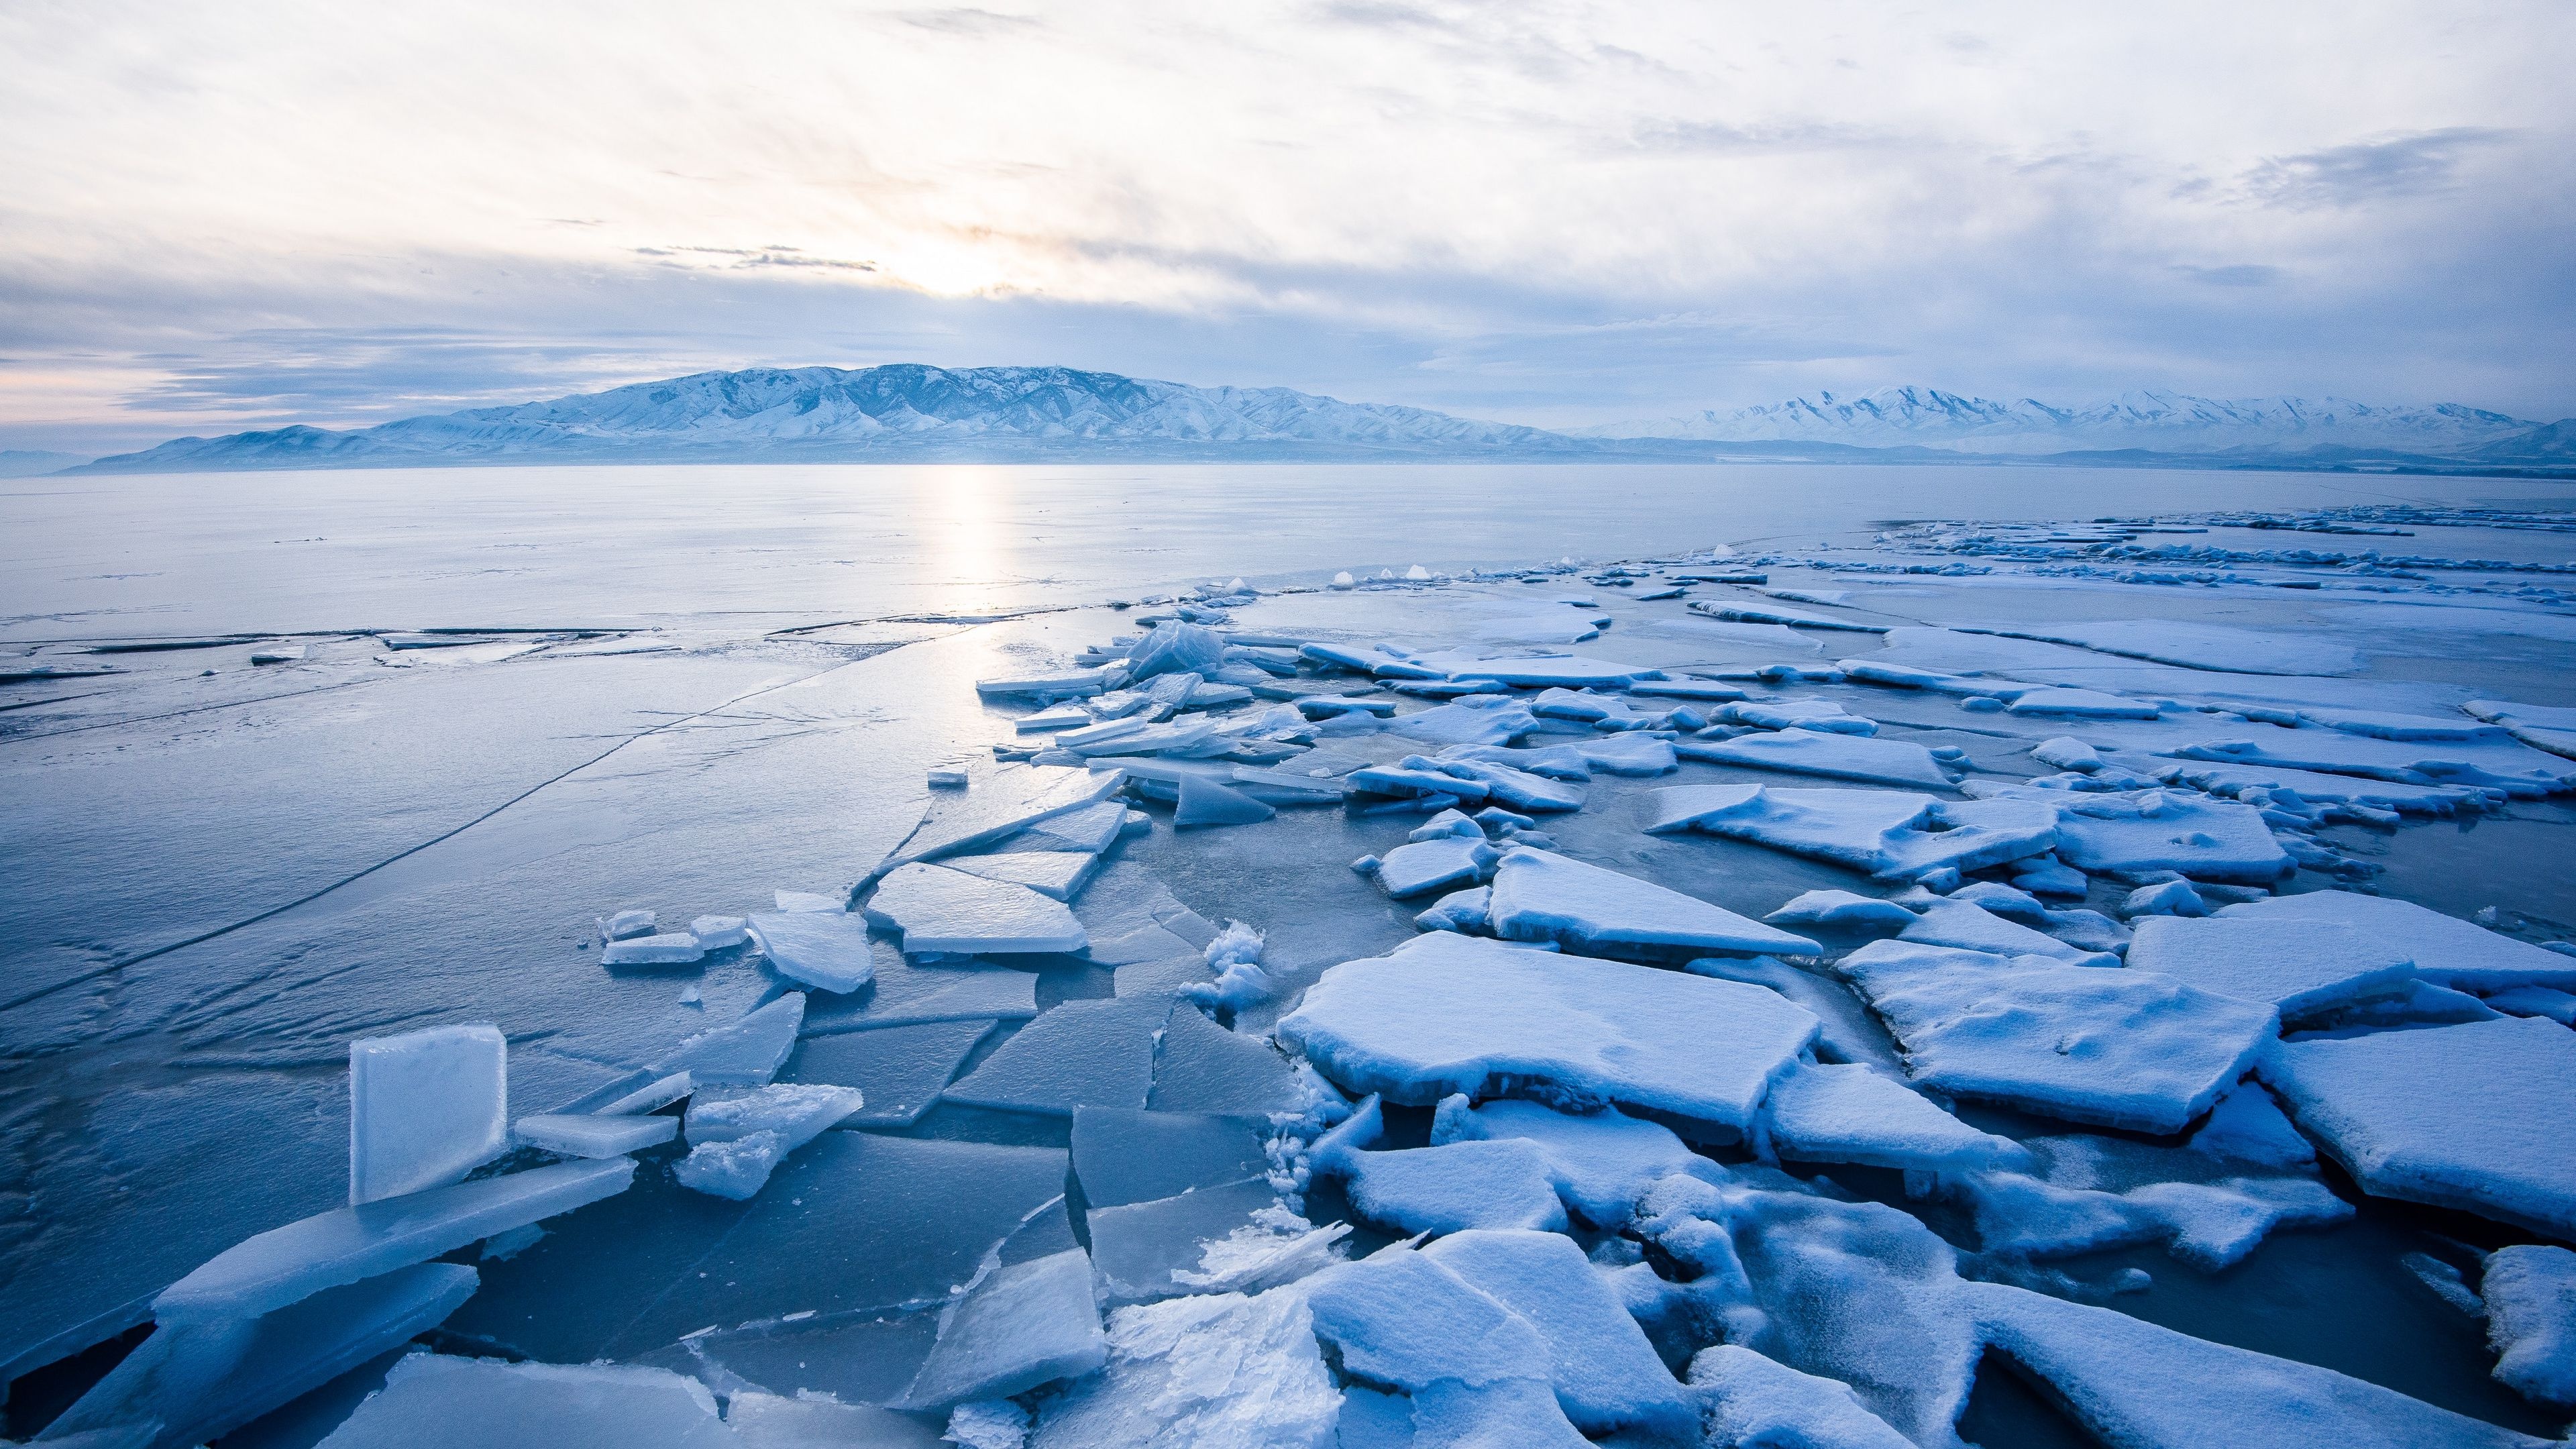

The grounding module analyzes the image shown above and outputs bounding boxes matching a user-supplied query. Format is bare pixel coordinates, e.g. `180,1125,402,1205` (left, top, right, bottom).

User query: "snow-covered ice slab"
1028,1285,1339,1448
2262,1015,2576,1237
1974,785,2290,882
2216,890,2576,993
941,850,1102,900
2167,733,2575,798
156,1157,633,1322
513,1112,676,1157
2125,916,2417,1017
897,1248,1107,1409
2467,698,2576,763
348,1024,508,1205
598,932,704,967
2001,685,2161,719
40,1263,478,1449
2162,757,2491,814
655,994,805,1085
1413,753,1586,811
745,910,877,992
1763,1061,2029,1173
1687,1344,1912,1449
1691,600,1886,633
1766,889,1919,930
1677,729,1958,790
1430,1097,1699,1228
943,996,1167,1116
871,764,1126,875
1484,847,1821,958
1835,940,2275,1133
1968,1280,2552,1449
2483,1244,2576,1406
1899,899,2115,965
1334,1139,1569,1234
1277,932,1817,1136
1650,785,2057,882
311,1352,736,1448
1370,835,1499,899
1419,1230,1696,1440
688,1083,865,1158
1414,650,1652,688
863,863,1088,955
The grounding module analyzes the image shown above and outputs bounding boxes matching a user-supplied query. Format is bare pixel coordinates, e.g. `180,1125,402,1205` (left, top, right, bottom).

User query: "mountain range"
61,368,2576,474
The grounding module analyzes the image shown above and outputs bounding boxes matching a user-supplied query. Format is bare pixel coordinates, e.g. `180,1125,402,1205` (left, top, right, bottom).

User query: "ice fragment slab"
1686,1344,1912,1449
674,1131,785,1199
1899,899,2115,965
312,1352,737,1448
2467,698,2576,763
801,949,1039,1036
1836,939,2275,1132
2167,733,2573,798
156,1157,633,1322
348,1024,508,1205
1369,835,1499,898
1072,1108,1269,1209
1677,729,1957,790
1149,1006,1307,1114
727,1392,942,1447
1415,651,1651,688
600,908,657,940
2216,890,2576,993
656,994,806,1085
1334,1139,1569,1234
1968,1280,2551,1449
1173,773,1277,828
1485,847,1821,958
1763,1061,2029,1173
689,1083,866,1155
1420,754,1585,811
1419,1229,1695,1440
943,851,1099,901
1028,1286,1340,1449
1984,786,2291,883
943,996,1167,1116
783,1019,994,1127
2485,1245,2576,1406
40,1263,478,1449
2002,686,2161,719
864,863,1088,955
1430,1098,1699,1228
1277,932,1818,1135
1301,1249,1585,1444
1011,799,1130,853
898,1249,1107,1410
746,911,878,992
2125,916,2416,1017
690,915,750,949
514,1112,678,1157
1087,1177,1285,1305
873,764,1126,876
600,932,706,967
2262,1015,2576,1237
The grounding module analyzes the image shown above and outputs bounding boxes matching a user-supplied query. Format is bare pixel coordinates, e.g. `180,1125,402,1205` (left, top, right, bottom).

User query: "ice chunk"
1430,1098,1696,1228
1899,899,2115,965
1686,1344,1913,1449
40,1263,478,1449
1028,1286,1339,1449
1011,800,1131,853
1087,1177,1285,1305
1302,1250,1585,1444
727,1392,942,1448
1150,1006,1306,1114
1369,835,1499,899
1688,955,1904,1073
1334,1139,1570,1234
600,932,706,967
1968,1280,2550,1449
2188,1083,2316,1170
1835,939,2275,1132
674,1129,784,1199
2216,890,2576,993
2467,698,2576,763
347,1024,508,1205
2012,858,2088,897
1954,1163,2348,1271
897,1250,1107,1410
746,911,878,992
1128,621,1228,680
599,908,657,941
2125,916,2416,1018
1989,786,2292,883
1565,732,1678,776
2485,1245,2576,1406
250,643,308,664
1658,786,2057,887
2168,732,2573,798
2031,736,2103,772
2262,1016,2576,1237
1677,729,1957,790
1173,774,1275,828
1407,806,1483,841
656,994,806,1085
594,1069,692,1116
1763,1061,2029,1173
1692,600,1885,632
689,1083,866,1157
1415,885,1493,934
943,996,1166,1116
1421,1230,1695,1439
865,863,1089,956
1415,753,1586,811
2002,686,2161,719
801,951,1039,1036
1485,847,1822,957
1948,880,2049,924
1723,697,1878,735
156,1158,633,1322
690,914,750,949
943,851,1100,902
947,1401,1028,1449
2122,878,2206,918
874,765,1126,875
513,1112,677,1157
773,890,845,912
311,1352,735,1448
1277,932,1818,1136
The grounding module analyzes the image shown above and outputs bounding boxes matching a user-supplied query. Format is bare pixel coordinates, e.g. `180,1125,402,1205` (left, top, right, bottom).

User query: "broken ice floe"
1677,729,1960,790
1649,784,2055,882
863,862,1089,955
1481,846,1821,957
348,1024,508,1205
1760,1061,2028,1174
2483,1244,2576,1407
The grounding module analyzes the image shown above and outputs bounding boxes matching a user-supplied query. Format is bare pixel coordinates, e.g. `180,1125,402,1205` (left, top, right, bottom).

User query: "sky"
2,1,2571,455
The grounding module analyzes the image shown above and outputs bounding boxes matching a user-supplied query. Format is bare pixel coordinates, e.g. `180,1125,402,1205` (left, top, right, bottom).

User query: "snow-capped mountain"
77,366,1597,472
1578,386,2544,457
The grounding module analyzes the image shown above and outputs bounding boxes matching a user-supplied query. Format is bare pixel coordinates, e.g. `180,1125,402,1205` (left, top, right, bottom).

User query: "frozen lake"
3,462,2574,1445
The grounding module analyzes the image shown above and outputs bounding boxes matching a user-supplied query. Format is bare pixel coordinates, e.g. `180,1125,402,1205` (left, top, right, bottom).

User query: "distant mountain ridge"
62,367,2575,474
1577,385,2551,457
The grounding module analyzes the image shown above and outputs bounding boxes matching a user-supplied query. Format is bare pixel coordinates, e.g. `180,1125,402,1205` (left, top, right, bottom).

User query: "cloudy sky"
3,1,2569,453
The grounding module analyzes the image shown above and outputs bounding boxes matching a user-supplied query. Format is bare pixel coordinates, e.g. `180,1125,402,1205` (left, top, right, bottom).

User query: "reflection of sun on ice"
924,466,1009,607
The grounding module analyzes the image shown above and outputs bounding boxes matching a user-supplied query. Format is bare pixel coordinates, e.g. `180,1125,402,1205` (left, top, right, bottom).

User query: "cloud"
2240,127,2516,209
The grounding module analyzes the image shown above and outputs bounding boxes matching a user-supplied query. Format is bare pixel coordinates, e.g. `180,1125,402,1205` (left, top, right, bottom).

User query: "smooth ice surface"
1071,1107,1269,1209
1676,729,1957,790
2126,916,2418,1016
745,912,879,993
156,1157,633,1322
1028,1286,1340,1449
600,932,706,966
1686,1344,1913,1449
863,863,1089,955
1837,939,2276,1132
1336,1139,1570,1234
313,1352,737,1448
40,1263,479,1449
1484,847,1822,957
800,951,1038,1035
945,851,1099,901
784,1018,994,1127
1430,1097,1699,1228
347,1024,508,1205
1277,931,1818,1134
1175,774,1277,828
943,996,1167,1116
1763,1061,2029,1173
898,1249,1107,1409
657,994,807,1085
726,1393,942,1448
2263,1016,2576,1237
1085,1176,1285,1305
515,1111,678,1157
2484,1245,2576,1407
2217,891,2576,993
873,764,1125,875
1969,1280,2551,1449
1148,1006,1307,1114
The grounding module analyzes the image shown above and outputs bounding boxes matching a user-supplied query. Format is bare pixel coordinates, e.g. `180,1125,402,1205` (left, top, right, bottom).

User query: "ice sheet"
311,1352,737,1448
863,863,1089,955
1763,1061,2029,1173
745,911,879,993
1483,846,1822,958
1677,729,1960,790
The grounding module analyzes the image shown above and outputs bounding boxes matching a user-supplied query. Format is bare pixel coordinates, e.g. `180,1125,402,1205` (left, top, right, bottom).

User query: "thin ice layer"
655,994,806,1085
1277,932,1818,1135
863,863,1089,955
943,996,1167,1117
1836,939,2275,1133
1484,847,1821,958
2261,1015,2576,1237
312,1352,737,1448
872,764,1126,875
513,1112,677,1157
898,1248,1107,1410
944,851,1101,901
